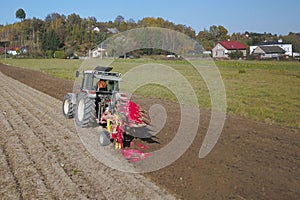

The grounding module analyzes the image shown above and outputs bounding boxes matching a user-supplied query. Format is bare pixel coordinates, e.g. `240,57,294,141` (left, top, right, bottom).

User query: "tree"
87,16,97,26
196,25,229,50
114,15,125,25
16,8,26,21
127,18,135,24
217,25,229,41
209,25,219,41
283,32,300,52
45,13,61,22
41,30,60,51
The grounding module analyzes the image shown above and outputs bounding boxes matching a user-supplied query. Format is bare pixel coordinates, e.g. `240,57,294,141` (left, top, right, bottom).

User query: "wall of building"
212,44,228,58
250,43,293,56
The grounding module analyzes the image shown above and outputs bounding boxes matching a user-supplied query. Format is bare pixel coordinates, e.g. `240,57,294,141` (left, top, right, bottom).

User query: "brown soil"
0,63,299,200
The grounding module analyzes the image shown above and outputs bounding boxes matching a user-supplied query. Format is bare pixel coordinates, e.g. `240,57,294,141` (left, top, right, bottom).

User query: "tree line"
0,9,299,58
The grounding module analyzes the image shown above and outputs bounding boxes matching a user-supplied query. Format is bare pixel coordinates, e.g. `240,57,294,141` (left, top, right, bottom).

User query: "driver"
98,79,107,91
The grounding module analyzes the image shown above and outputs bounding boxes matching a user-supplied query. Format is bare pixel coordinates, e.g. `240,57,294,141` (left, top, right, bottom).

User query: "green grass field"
1,58,299,128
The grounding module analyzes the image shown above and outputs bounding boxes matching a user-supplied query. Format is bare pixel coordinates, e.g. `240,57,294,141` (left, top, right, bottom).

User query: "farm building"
107,28,119,34
252,46,286,59
89,46,107,58
212,41,247,59
250,40,292,56
7,46,27,55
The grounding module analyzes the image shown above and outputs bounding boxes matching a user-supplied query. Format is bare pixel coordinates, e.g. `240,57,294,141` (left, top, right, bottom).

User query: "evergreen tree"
41,30,60,51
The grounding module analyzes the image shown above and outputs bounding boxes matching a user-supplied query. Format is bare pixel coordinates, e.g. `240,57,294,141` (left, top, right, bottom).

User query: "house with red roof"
212,41,247,59
7,46,27,55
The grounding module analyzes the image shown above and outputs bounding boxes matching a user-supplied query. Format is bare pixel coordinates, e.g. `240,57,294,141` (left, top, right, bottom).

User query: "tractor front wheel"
75,92,97,128
99,130,111,146
62,93,74,119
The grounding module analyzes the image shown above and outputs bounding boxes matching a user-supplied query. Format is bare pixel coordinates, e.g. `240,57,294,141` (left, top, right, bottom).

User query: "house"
89,46,107,58
250,40,292,56
7,46,27,55
212,41,247,58
0,47,5,54
107,28,119,34
252,46,286,59
92,26,100,32
293,52,300,58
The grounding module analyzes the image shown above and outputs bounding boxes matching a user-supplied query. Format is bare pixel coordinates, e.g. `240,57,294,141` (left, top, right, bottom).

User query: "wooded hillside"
0,12,299,57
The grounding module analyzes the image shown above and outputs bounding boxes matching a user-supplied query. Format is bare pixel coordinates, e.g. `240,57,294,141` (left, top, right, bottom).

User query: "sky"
1,0,300,35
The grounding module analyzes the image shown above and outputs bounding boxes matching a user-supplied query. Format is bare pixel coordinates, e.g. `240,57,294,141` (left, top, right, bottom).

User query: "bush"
246,54,258,60
228,51,244,59
45,50,53,58
65,48,74,58
54,50,66,59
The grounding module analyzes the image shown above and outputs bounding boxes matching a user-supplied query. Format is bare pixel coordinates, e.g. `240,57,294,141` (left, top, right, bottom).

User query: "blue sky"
1,0,300,35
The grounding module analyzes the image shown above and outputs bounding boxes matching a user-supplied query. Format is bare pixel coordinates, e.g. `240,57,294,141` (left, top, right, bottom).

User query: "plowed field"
0,63,299,200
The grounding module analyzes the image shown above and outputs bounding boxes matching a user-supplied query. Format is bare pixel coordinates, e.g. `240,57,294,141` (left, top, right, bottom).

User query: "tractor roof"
84,69,122,81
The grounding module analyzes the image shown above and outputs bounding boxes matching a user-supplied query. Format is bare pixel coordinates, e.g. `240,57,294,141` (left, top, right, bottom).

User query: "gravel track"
0,71,175,200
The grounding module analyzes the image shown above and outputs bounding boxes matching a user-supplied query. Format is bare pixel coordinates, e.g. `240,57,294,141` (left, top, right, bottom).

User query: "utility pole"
4,43,7,60
101,43,103,59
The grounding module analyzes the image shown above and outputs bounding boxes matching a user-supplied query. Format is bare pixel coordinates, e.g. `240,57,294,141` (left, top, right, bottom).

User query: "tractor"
62,66,148,149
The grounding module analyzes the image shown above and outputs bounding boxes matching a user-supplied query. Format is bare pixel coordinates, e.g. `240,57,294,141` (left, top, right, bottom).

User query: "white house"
7,46,27,55
107,28,119,34
250,40,292,56
90,46,107,58
92,26,100,32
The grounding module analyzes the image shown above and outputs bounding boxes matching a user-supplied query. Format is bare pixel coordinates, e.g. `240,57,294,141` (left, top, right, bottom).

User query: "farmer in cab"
98,79,107,91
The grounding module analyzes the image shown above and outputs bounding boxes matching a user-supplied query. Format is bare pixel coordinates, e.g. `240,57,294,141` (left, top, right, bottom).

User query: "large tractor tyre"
62,93,74,119
99,130,111,146
75,92,97,128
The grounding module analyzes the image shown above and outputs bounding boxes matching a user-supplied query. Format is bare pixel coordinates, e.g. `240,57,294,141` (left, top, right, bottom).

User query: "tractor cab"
80,67,121,99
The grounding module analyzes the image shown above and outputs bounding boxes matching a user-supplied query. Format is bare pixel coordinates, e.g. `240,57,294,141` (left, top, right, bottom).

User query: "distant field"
0,58,82,80
1,58,299,128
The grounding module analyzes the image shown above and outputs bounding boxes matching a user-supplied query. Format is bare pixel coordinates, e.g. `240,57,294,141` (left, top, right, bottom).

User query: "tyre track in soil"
0,71,175,200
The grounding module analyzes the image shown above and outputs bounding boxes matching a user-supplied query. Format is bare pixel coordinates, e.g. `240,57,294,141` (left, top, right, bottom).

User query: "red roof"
219,41,246,50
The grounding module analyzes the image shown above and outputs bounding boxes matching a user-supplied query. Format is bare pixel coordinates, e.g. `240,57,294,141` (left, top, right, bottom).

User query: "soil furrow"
0,131,22,200
1,62,300,199
1,81,110,199
0,94,53,199
6,80,173,199
8,84,174,199
0,119,50,199
0,111,23,200
0,71,175,199
0,81,89,199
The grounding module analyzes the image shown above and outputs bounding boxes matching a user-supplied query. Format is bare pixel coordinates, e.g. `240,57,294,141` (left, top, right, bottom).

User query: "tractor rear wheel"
62,93,74,119
75,92,97,128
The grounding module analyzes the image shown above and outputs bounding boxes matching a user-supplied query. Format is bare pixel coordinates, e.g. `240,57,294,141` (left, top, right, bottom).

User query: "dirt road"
0,71,175,199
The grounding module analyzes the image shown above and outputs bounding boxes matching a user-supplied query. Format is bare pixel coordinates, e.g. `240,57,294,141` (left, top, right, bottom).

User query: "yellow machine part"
107,119,111,132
